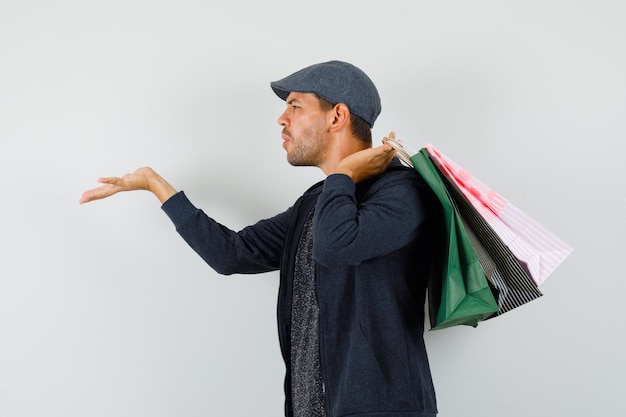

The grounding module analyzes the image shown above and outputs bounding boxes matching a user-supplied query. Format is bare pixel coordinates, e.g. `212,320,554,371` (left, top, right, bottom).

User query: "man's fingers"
79,189,100,204
381,143,395,153
375,143,396,160
98,176,123,185
79,184,121,204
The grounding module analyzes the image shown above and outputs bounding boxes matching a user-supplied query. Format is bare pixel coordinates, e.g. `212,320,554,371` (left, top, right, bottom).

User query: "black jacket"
162,160,439,417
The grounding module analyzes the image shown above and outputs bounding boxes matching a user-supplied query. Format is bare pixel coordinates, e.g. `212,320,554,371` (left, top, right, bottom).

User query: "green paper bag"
411,149,498,330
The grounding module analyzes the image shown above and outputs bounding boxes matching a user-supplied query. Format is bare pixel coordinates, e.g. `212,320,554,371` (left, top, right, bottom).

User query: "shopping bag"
386,138,547,320
411,149,499,330
425,144,574,286
441,171,543,315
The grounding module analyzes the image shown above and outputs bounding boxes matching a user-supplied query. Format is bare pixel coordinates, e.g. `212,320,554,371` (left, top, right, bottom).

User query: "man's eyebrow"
286,98,301,105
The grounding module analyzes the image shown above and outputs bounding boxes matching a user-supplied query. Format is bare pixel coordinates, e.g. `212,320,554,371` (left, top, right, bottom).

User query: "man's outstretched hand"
80,167,177,204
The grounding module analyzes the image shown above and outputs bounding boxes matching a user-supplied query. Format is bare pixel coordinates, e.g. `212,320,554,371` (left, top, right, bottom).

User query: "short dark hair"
315,94,372,146
349,113,372,146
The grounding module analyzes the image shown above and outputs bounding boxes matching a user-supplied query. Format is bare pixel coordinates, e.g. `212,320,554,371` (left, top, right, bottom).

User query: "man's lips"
281,131,291,149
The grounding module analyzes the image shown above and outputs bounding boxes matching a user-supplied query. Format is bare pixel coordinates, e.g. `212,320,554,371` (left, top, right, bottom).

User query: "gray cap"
270,60,381,128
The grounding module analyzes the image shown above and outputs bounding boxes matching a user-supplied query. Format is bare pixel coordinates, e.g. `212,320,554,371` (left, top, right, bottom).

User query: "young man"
81,61,439,417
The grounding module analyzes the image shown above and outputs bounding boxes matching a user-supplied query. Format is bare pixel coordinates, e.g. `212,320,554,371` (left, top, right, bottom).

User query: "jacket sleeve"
312,170,432,267
161,191,290,275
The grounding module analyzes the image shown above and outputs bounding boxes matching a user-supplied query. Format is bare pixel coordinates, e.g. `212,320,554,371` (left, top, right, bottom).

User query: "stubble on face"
284,114,328,167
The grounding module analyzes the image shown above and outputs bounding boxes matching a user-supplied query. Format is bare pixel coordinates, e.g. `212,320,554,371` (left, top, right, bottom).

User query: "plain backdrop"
1,1,624,416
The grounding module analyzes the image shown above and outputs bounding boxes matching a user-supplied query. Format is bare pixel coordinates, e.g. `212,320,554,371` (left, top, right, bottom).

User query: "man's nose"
277,110,288,127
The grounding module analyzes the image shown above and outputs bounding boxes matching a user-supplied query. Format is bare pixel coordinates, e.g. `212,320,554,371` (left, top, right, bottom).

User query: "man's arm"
80,166,288,274
312,167,432,267
162,191,290,274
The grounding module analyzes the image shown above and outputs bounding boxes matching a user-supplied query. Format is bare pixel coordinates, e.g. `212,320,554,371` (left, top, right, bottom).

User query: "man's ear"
328,103,350,132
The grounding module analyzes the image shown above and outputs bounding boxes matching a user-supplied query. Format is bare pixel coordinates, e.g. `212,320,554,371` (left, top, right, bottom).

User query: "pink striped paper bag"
425,144,573,286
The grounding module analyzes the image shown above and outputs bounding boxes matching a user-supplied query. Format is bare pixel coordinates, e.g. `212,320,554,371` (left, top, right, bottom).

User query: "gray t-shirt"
290,208,326,417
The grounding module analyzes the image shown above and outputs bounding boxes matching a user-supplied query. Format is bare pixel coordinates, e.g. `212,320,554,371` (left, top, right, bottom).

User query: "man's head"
271,60,381,130
272,61,382,172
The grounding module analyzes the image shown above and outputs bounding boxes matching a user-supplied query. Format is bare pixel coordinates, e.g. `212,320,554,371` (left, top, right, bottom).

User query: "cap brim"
270,83,291,101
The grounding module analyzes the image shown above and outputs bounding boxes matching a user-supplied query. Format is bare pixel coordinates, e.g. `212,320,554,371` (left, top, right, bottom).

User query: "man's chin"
286,156,312,167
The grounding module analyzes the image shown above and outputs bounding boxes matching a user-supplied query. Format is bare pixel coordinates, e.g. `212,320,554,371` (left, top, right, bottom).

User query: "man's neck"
320,139,370,175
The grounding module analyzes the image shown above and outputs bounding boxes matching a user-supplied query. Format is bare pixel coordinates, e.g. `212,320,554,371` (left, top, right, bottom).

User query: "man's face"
278,92,331,167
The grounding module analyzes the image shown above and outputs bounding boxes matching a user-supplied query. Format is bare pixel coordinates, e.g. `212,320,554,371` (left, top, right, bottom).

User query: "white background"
1,1,624,416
